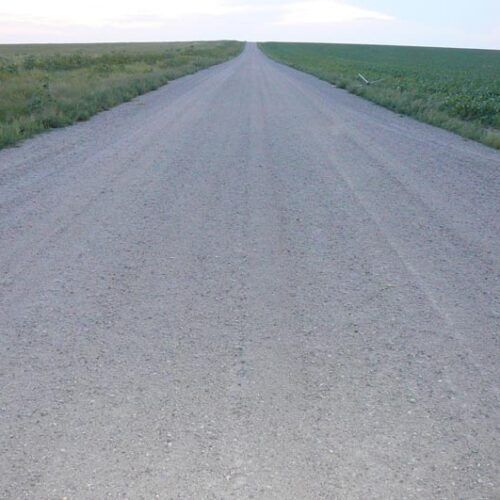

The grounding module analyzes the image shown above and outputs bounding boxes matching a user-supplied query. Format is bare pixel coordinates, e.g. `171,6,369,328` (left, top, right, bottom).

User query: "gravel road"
1,43,499,499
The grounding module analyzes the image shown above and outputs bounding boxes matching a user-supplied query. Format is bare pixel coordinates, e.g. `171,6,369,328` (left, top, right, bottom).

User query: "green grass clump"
0,41,244,149
259,42,500,149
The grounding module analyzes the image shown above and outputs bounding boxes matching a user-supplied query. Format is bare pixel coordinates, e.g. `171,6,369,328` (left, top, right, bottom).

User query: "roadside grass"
0,41,244,149
259,42,500,149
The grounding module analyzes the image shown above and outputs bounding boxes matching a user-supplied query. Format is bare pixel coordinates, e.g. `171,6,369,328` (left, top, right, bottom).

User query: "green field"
0,41,244,149
259,42,500,149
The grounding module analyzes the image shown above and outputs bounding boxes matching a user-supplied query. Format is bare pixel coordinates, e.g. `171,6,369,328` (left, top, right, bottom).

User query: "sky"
1,0,499,49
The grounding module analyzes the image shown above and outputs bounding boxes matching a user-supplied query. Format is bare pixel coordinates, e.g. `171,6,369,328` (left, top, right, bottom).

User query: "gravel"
0,43,499,499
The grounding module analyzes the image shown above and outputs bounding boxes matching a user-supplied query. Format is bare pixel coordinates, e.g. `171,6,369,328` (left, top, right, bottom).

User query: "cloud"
1,1,394,28
0,0,247,27
276,1,394,25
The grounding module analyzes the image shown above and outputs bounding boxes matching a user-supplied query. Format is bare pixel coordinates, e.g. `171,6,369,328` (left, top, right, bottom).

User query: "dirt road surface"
1,43,499,499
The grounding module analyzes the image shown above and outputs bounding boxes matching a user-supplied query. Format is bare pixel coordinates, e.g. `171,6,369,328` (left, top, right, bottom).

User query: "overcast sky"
1,0,499,49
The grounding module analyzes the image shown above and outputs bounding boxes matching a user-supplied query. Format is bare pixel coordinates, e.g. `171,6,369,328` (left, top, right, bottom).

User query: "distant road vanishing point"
1,43,499,499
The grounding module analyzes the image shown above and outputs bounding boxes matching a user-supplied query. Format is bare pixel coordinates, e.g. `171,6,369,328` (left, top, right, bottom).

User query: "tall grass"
0,41,244,149
259,42,500,149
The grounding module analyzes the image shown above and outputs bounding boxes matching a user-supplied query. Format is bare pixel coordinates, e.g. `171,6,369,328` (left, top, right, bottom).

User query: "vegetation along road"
0,43,499,498
260,42,500,149
0,41,244,148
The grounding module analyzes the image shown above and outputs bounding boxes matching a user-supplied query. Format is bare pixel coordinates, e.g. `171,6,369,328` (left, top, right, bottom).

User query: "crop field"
0,41,244,149
259,42,500,149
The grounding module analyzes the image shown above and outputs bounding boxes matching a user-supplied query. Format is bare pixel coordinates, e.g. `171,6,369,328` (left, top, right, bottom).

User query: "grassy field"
0,41,244,149
259,42,500,149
